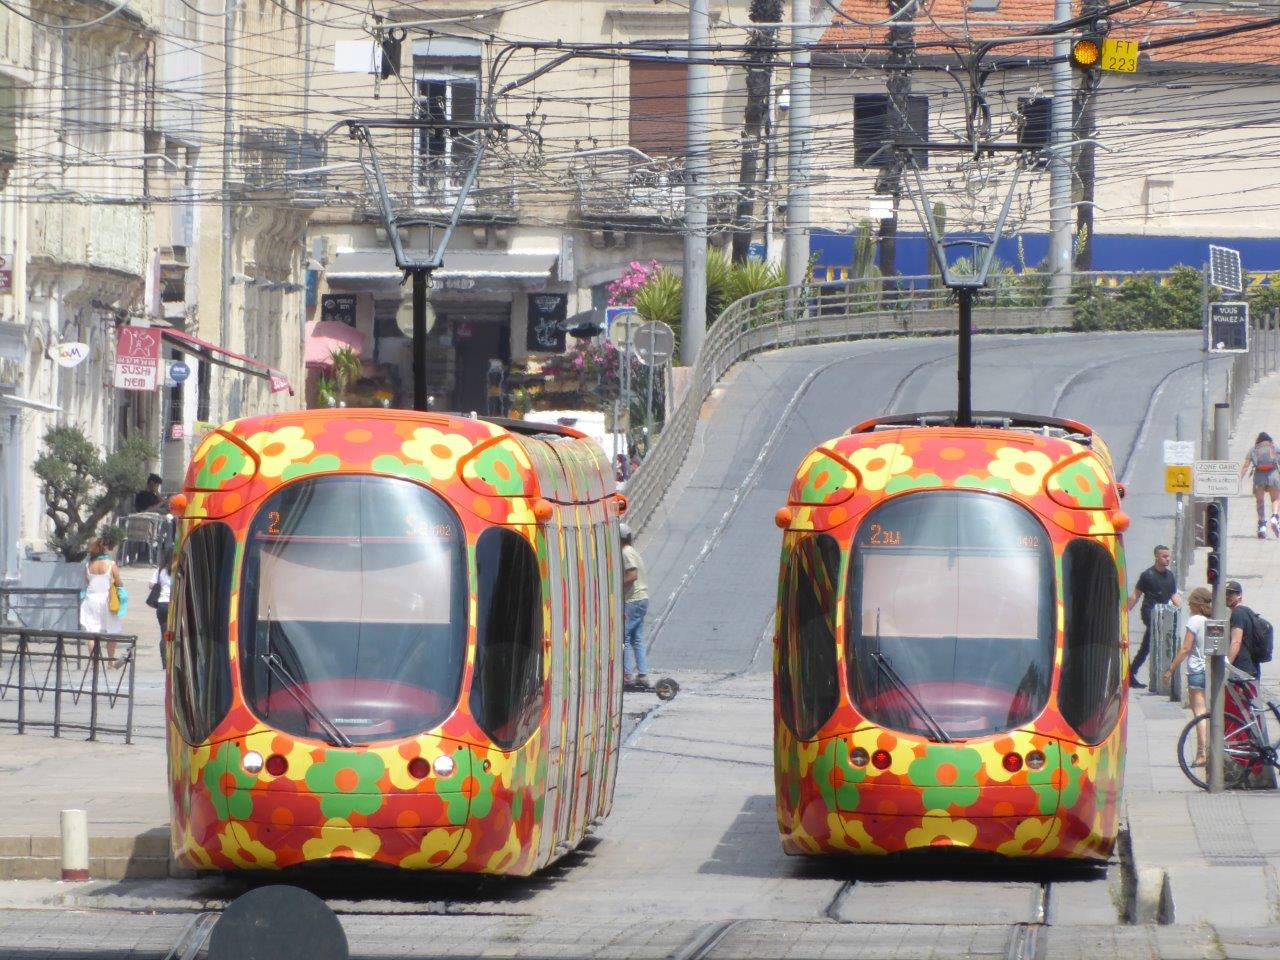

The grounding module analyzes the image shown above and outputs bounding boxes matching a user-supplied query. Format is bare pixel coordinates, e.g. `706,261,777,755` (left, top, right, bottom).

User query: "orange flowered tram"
773,411,1130,861
166,409,624,875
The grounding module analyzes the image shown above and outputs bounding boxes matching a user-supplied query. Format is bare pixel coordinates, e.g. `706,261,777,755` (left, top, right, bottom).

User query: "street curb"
0,833,170,880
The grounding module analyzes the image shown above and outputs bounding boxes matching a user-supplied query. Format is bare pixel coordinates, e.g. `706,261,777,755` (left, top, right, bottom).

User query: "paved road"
0,331,1241,959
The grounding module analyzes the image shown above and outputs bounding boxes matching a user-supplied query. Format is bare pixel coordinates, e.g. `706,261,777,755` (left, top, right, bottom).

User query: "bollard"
60,809,89,881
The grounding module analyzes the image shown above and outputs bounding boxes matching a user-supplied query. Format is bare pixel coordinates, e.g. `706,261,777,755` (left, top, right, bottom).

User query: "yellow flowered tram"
773,411,1130,861
166,409,625,875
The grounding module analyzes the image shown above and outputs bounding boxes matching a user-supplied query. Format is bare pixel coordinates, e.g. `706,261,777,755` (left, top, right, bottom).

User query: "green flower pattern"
370,454,434,484
884,472,944,495
281,454,342,481
194,439,247,488
204,742,256,820
908,745,984,811
471,445,525,496
1049,460,1106,508
436,748,496,823
799,459,847,504
813,738,864,810
304,751,387,820
954,474,1013,493
1031,747,1083,814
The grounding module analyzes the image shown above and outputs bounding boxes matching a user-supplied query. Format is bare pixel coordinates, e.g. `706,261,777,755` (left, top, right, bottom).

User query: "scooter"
623,675,680,701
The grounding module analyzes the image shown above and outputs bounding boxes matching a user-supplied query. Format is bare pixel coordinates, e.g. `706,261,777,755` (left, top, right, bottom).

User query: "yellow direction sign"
1101,38,1139,73
1165,465,1192,494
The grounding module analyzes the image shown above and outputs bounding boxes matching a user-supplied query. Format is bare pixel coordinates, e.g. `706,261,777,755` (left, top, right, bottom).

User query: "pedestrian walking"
620,523,650,686
1163,586,1213,766
146,543,173,668
1125,544,1182,688
1239,432,1280,538
80,538,126,667
1224,580,1262,683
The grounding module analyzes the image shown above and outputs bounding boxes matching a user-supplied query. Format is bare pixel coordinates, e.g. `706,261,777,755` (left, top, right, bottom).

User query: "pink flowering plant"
607,260,663,306
539,338,643,404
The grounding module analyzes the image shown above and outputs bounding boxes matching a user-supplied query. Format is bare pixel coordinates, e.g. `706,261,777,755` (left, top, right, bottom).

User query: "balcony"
29,203,146,277
238,126,327,194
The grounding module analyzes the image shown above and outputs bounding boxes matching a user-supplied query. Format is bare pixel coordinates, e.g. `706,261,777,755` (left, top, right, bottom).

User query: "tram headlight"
433,755,456,778
850,747,870,768
1025,750,1047,771
265,754,289,777
241,750,265,774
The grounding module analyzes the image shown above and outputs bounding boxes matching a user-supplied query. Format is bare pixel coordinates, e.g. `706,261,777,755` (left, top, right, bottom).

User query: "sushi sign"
114,325,161,391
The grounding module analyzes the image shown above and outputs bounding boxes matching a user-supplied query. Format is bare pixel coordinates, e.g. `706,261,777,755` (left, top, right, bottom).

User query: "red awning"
305,320,365,369
160,327,293,395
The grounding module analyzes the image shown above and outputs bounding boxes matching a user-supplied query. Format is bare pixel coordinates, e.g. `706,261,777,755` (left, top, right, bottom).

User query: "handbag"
108,584,122,614
145,581,162,609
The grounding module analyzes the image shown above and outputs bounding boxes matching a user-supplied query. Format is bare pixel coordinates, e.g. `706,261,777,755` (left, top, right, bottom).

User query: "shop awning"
305,320,366,368
325,251,402,293
324,250,558,294
160,327,293,395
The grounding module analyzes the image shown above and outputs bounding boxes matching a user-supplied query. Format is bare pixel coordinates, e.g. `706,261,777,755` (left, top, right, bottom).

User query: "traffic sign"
1101,38,1138,73
1193,460,1238,498
1163,440,1195,466
1209,245,1243,293
605,306,638,344
633,321,675,366
1165,466,1192,494
1208,301,1249,353
169,361,191,384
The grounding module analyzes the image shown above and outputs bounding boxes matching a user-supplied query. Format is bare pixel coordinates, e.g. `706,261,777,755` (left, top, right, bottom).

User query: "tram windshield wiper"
870,651,952,744
258,652,353,748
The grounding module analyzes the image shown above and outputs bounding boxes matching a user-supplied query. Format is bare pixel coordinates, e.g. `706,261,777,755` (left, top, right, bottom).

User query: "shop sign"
527,293,567,353
0,253,12,293
53,342,90,368
320,293,357,326
113,325,160,391
268,371,291,394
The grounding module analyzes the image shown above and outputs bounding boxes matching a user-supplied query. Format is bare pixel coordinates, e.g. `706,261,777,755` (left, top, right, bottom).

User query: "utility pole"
731,0,782,264
220,0,236,413
877,0,914,282
681,0,711,365
1208,402,1230,792
1074,0,1105,270
1047,0,1073,307
785,0,812,316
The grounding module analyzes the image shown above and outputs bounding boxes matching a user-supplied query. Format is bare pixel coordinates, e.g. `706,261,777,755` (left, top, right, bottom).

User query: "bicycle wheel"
1177,713,1261,790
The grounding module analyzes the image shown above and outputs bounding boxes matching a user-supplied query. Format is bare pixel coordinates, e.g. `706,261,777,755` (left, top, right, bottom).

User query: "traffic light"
1205,502,1222,550
1207,551,1221,586
1070,33,1104,71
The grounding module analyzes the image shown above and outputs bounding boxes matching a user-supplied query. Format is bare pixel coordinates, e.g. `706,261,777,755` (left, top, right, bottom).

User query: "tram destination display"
1208,301,1249,353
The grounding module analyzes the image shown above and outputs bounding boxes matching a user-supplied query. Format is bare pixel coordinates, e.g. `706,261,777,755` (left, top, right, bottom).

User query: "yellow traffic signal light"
1070,36,1102,70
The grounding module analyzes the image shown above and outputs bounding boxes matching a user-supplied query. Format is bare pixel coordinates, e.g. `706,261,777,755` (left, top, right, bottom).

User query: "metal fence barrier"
1147,603,1182,702
0,628,138,743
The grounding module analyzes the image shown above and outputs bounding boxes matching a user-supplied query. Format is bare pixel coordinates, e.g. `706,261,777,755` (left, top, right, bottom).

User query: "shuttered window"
853,93,929,168
630,61,687,156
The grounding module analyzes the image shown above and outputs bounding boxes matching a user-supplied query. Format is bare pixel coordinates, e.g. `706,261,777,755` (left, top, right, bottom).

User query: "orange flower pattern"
169,409,620,876
776,423,1127,861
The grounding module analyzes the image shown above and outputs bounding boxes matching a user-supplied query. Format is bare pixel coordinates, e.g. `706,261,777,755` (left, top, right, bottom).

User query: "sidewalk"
0,562,170,879
1124,370,1280,929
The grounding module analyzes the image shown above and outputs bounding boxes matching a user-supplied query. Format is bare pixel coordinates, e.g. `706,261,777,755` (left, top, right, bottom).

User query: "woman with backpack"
1240,431,1280,539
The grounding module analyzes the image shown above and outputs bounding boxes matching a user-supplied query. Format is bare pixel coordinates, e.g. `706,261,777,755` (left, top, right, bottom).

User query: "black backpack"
1248,608,1274,664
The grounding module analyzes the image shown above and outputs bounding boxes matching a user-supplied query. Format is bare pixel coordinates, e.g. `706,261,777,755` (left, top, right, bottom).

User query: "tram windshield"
847,491,1054,740
239,475,467,744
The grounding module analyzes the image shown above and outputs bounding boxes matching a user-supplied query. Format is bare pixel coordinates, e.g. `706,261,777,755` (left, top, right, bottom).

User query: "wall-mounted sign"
53,342,90,368
113,325,160,391
526,293,567,353
169,422,185,441
320,293,357,327
167,360,191,385
0,253,12,294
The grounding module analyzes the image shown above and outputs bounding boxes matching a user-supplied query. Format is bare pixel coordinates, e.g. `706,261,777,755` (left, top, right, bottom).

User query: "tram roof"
850,410,1094,446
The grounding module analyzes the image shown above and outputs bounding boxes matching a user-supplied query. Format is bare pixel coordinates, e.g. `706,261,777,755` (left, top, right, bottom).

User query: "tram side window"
1060,540,1123,743
170,522,235,745
471,528,545,749
778,534,842,740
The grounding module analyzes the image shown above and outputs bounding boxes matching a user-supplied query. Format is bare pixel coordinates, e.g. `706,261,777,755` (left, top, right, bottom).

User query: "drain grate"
1188,794,1266,863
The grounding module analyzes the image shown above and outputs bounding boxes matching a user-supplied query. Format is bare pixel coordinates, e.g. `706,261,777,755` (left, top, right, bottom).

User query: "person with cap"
1124,544,1182,688
1239,432,1280,538
1225,580,1262,684
620,523,650,686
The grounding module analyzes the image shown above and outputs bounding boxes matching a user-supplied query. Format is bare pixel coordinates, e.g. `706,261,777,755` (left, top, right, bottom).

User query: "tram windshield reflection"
847,491,1054,740
239,475,467,744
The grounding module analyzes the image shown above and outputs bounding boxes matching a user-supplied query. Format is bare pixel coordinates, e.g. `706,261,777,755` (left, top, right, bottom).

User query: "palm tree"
328,346,362,405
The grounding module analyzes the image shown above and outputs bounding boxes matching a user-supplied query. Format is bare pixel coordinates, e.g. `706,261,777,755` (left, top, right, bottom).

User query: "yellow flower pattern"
245,425,315,478
987,446,1054,497
401,427,474,481
847,443,912,492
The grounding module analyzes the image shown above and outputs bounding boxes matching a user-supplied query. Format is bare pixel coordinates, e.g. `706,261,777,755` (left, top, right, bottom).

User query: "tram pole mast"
957,288,973,427
412,269,429,412
1208,401,1230,793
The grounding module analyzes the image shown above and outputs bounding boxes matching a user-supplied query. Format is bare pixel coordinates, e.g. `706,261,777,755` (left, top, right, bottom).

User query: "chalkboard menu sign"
320,293,357,327
526,293,567,353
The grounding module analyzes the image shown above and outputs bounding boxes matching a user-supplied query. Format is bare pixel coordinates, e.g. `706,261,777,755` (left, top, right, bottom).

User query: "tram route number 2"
868,524,902,546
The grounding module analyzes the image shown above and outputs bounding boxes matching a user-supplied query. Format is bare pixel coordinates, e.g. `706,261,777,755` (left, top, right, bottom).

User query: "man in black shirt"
133,473,163,513
1225,580,1260,681
1125,544,1182,688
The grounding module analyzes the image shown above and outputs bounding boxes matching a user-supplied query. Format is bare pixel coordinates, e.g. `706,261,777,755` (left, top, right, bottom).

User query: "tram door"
553,518,584,847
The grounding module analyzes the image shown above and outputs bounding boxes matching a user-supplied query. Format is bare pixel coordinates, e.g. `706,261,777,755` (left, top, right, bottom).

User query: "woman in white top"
1164,586,1213,766
80,538,124,666
149,544,174,668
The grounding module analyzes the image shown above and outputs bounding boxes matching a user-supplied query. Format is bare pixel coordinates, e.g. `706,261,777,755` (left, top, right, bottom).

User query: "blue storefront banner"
811,231,1280,284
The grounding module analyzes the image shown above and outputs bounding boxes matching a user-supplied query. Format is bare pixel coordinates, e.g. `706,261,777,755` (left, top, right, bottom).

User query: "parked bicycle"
1177,664,1279,790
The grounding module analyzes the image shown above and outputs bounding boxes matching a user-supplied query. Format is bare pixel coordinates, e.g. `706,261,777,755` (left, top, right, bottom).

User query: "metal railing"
1225,312,1280,436
1148,603,1183,702
625,274,1072,530
0,629,138,743
0,586,80,631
